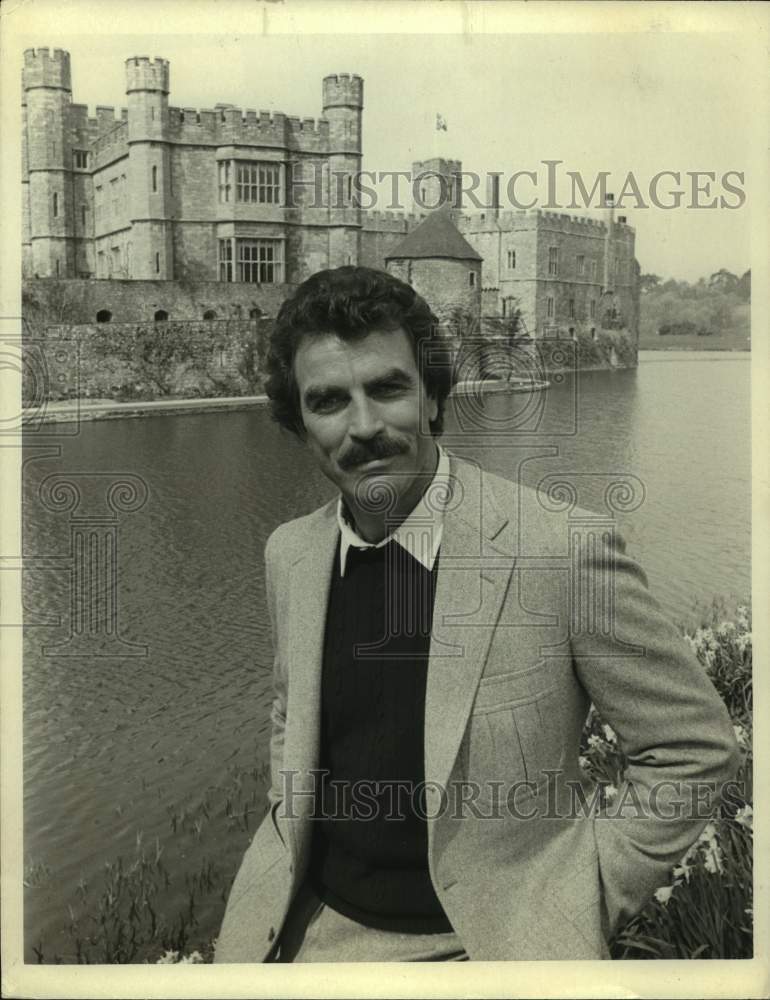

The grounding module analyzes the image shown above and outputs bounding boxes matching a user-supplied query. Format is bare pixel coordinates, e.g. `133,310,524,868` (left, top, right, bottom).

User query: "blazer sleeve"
570,527,741,937
264,529,289,810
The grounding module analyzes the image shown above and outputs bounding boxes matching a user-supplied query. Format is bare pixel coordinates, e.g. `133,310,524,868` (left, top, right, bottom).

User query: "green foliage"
584,599,754,960
445,307,481,341
639,272,750,349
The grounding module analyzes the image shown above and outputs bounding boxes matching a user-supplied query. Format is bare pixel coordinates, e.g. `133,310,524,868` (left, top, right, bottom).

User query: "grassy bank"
638,329,750,352
27,598,752,963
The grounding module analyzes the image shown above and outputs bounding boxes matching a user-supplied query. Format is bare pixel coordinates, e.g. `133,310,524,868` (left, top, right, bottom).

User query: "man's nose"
348,397,385,439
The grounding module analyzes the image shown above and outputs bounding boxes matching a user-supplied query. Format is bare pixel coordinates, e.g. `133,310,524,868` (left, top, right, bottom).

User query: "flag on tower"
436,113,448,132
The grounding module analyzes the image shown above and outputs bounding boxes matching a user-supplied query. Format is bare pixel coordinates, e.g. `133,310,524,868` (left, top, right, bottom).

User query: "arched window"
203,309,217,320
154,310,168,322
152,166,158,192
96,310,112,323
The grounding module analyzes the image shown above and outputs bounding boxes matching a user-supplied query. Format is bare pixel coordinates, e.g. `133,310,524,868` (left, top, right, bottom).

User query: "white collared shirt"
336,445,450,577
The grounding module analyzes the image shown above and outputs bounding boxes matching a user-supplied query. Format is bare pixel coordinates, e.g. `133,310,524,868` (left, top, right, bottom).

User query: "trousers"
273,880,469,962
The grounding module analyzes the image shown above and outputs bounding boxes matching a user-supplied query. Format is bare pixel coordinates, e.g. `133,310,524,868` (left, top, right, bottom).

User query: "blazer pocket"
468,669,567,793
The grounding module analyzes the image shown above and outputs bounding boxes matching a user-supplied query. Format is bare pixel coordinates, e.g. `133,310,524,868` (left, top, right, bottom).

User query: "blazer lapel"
425,456,516,793
281,502,338,864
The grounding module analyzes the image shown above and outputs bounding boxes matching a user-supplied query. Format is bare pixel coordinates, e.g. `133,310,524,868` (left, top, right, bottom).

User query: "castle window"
155,252,160,274
203,309,217,320
95,186,103,226
249,307,262,320
154,310,168,322
546,296,555,319
568,297,575,319
589,299,596,319
97,251,105,278
53,193,58,218
73,150,89,170
96,310,112,323
81,205,87,228
111,246,121,275
590,327,597,340
111,178,119,216
590,259,597,281
507,250,516,270
219,239,233,282
152,165,158,193
577,255,585,276
235,238,284,283
218,161,232,203
469,271,476,288
55,260,60,276
235,161,282,205
548,247,559,276
346,175,353,203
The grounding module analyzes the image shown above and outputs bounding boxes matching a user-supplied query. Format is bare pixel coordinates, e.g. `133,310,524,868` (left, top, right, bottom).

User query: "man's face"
294,327,439,525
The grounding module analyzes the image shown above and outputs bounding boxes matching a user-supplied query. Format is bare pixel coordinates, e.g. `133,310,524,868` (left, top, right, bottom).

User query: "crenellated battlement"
164,104,330,149
23,47,71,90
125,56,170,94
323,73,364,109
362,210,425,232
459,207,610,233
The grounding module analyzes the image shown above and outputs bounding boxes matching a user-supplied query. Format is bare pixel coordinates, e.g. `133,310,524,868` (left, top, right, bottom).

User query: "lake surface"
22,350,751,960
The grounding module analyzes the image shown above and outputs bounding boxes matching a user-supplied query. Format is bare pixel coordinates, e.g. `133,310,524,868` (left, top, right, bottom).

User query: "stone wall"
23,317,275,404
386,257,482,324
23,278,291,327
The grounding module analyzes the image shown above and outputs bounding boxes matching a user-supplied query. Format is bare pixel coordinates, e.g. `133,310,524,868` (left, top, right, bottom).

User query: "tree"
639,273,661,293
708,269,739,293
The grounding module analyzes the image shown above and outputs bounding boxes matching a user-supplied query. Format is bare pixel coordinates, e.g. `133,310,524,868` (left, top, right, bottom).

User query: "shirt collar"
336,445,450,577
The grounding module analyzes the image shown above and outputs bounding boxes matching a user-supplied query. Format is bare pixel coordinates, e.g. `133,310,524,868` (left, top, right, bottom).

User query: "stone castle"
22,48,639,342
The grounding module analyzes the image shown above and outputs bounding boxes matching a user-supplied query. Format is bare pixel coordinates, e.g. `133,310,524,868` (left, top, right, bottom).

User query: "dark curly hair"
264,266,454,437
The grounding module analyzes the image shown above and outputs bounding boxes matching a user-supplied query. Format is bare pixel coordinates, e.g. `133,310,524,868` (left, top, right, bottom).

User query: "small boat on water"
451,376,550,395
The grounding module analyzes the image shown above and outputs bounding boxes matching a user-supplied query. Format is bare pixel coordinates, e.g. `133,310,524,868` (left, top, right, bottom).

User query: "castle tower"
322,74,363,267
602,192,615,293
385,208,482,326
411,158,463,213
125,57,173,279
23,48,75,277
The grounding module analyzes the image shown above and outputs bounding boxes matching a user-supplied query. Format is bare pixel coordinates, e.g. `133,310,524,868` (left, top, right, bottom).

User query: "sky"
15,23,758,282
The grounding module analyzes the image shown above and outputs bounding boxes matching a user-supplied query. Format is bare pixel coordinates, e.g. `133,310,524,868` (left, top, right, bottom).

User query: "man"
215,266,739,963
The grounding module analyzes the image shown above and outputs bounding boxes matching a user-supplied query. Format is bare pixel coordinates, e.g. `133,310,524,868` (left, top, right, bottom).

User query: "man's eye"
313,395,346,413
374,383,407,397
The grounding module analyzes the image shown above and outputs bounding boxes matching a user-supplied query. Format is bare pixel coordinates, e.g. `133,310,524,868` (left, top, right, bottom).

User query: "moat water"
22,350,751,960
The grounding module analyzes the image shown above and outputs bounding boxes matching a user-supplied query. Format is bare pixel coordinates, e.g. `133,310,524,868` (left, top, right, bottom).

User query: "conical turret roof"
385,210,482,262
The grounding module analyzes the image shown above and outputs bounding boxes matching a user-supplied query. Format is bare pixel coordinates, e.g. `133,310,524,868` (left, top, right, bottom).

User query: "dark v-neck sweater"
308,536,453,933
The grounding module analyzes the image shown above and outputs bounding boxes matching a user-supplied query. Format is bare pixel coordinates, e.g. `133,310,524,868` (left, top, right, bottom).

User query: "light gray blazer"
215,453,739,962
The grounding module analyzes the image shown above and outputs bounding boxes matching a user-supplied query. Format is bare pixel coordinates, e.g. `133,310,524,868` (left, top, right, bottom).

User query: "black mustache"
338,437,407,471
